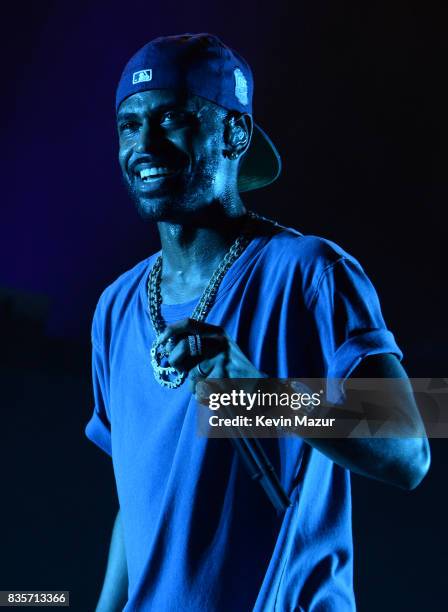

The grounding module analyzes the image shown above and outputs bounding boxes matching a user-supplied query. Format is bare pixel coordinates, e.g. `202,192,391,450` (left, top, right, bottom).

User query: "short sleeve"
310,256,403,384
85,315,112,457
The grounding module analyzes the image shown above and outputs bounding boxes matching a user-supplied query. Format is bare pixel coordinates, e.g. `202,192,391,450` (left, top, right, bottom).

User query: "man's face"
117,89,230,222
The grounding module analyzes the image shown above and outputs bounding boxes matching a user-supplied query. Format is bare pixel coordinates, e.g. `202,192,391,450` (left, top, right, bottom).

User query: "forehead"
117,89,205,117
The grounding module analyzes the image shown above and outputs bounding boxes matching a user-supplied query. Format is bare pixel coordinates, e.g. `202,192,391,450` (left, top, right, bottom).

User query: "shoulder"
268,226,351,263
252,216,368,307
97,255,155,306
263,216,360,270
92,253,159,342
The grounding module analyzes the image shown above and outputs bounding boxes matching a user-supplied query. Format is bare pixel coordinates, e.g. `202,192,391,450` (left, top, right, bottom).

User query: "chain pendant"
150,338,185,389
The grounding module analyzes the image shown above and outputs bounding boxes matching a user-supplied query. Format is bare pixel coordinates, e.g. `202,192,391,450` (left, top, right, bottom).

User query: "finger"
188,360,222,398
191,360,214,380
157,318,224,345
188,363,207,395
157,318,200,345
168,335,227,372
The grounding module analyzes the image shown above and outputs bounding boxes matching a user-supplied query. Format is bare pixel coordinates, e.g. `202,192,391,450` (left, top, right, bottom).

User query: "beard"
121,157,224,223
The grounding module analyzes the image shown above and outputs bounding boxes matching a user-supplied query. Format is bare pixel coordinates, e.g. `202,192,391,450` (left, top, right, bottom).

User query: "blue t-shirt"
85,221,402,611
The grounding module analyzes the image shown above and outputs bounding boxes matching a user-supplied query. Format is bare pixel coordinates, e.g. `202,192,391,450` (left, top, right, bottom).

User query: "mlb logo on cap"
132,69,152,85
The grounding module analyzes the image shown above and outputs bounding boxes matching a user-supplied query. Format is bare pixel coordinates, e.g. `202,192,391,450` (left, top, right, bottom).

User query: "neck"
157,203,249,303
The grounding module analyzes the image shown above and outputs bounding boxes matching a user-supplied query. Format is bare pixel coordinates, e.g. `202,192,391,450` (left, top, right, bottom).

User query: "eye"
118,120,139,134
160,111,187,125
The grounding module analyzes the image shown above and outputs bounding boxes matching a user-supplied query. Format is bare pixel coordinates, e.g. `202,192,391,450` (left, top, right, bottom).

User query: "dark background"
1,1,446,610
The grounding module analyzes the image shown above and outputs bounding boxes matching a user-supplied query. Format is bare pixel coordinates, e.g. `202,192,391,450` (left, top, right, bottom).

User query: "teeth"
139,167,174,180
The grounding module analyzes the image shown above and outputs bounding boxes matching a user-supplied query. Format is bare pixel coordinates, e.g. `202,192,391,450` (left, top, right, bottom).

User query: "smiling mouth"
135,166,180,182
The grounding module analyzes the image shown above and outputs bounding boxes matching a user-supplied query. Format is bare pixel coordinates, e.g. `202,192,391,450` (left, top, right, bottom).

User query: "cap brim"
237,123,282,193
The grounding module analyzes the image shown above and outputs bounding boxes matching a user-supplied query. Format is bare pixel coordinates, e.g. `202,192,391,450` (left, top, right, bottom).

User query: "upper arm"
348,353,425,431
85,305,113,457
351,352,406,378
309,255,403,383
349,353,431,480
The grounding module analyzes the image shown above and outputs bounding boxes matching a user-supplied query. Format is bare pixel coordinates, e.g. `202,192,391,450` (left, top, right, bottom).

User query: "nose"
135,119,159,153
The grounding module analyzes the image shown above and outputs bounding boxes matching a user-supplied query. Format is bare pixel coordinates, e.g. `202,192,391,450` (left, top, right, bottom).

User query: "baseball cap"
115,33,281,193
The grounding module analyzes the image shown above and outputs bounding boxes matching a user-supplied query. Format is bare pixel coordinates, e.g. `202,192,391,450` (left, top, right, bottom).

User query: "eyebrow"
117,104,193,122
116,112,139,122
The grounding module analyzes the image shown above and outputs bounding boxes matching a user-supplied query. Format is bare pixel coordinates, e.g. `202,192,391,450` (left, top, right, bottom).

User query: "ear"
224,112,253,160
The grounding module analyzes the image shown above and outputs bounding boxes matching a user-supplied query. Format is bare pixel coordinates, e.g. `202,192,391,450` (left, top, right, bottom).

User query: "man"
85,33,430,611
